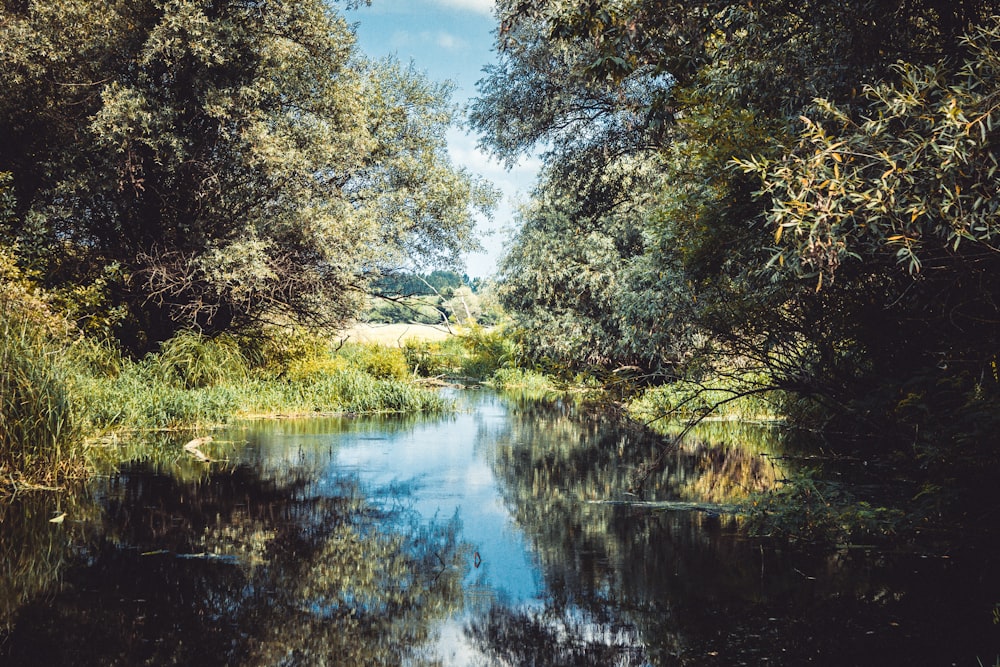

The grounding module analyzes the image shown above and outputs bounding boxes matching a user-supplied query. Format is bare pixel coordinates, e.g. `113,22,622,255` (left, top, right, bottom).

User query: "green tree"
0,0,494,351
736,21,1000,469
475,1,996,441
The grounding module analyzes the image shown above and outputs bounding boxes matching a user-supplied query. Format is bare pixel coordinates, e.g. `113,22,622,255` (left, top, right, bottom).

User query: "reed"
0,298,84,484
79,334,449,431
0,312,451,484
152,330,248,389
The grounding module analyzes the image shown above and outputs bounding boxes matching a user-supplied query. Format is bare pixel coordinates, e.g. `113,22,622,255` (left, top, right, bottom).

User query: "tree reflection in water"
467,604,649,666
471,395,1000,666
2,396,998,665
1,461,469,666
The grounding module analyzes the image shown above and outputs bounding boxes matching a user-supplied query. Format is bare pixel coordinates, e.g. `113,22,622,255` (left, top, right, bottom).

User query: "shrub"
489,367,556,393
402,338,466,378
241,326,331,378
460,326,520,379
337,343,411,380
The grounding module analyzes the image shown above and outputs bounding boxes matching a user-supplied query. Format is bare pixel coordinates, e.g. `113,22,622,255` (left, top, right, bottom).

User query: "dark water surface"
1,391,998,665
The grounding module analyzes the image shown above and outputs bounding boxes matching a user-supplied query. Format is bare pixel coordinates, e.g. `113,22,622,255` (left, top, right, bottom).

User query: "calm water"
0,390,998,665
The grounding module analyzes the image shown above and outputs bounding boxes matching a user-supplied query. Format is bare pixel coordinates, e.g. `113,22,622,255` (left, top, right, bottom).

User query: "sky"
344,0,541,279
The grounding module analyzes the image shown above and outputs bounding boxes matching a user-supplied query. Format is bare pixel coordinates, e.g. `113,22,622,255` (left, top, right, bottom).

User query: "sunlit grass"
0,297,86,486
0,313,455,487
487,367,557,393
78,336,450,433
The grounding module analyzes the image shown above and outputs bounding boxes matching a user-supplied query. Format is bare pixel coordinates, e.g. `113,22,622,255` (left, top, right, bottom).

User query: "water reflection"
1,462,468,666
0,491,101,632
473,394,1000,666
0,391,997,665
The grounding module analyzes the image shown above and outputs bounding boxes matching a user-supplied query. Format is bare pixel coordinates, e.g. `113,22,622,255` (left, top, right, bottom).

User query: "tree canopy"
0,0,494,351
474,0,1000,474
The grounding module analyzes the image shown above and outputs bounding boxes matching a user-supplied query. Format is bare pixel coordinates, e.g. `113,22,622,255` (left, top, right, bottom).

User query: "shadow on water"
0,391,997,665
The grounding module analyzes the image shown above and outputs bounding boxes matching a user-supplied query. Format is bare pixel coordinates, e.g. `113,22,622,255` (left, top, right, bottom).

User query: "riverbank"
0,303,470,493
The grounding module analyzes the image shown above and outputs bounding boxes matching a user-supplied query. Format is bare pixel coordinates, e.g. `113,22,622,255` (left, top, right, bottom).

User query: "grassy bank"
0,298,457,490
399,325,565,396
76,332,449,432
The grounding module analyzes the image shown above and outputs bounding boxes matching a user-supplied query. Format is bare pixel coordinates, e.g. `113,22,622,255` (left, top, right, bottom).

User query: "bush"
249,326,331,378
488,367,556,393
337,343,411,380
460,326,520,379
402,338,467,378
744,471,906,546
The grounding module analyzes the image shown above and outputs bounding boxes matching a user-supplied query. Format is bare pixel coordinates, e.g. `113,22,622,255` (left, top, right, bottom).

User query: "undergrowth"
628,376,781,433
742,469,909,547
79,334,449,432
0,298,85,485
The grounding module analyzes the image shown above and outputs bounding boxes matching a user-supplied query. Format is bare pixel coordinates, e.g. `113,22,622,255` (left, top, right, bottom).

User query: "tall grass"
402,325,527,383
459,325,521,379
403,336,468,378
0,298,84,485
0,311,452,485
78,332,449,432
153,331,248,389
488,367,557,393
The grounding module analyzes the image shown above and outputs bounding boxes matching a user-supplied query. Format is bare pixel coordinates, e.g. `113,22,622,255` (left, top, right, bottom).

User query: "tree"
736,21,1000,467
0,0,494,351
474,1,997,439
496,155,698,372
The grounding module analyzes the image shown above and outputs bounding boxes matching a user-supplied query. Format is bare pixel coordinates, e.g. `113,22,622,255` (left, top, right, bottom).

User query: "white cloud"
430,0,495,16
446,128,537,193
425,30,467,50
389,30,468,52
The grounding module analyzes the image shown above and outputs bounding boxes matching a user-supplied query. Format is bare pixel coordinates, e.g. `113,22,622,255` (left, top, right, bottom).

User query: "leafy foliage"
475,0,1000,517
0,296,83,484
0,0,494,351
741,21,1000,283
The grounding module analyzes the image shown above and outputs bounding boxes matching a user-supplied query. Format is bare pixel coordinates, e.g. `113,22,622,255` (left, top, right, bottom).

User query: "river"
0,390,997,665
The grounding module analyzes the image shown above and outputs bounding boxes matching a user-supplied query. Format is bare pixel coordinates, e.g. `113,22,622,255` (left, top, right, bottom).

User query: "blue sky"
345,0,540,278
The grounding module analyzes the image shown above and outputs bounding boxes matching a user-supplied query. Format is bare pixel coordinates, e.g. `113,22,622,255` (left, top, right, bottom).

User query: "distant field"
341,322,456,346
